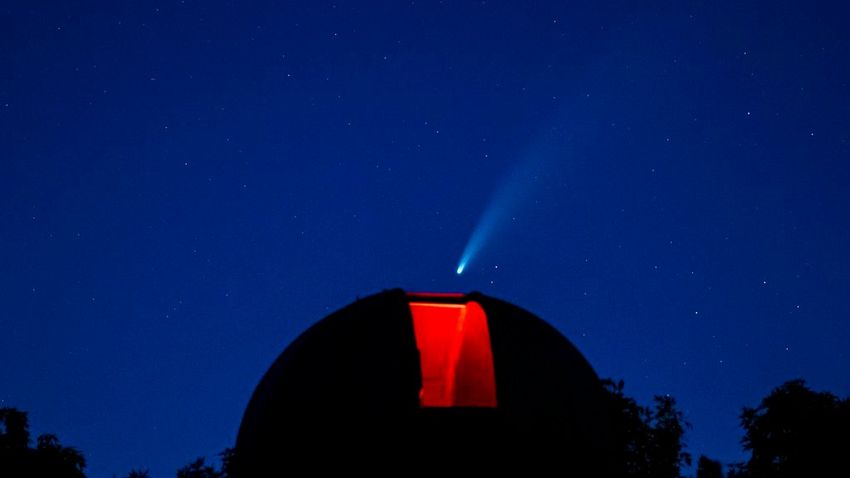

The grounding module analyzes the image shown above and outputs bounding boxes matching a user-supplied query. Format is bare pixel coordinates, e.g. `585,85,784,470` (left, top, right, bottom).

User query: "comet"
455,146,552,275
455,194,505,275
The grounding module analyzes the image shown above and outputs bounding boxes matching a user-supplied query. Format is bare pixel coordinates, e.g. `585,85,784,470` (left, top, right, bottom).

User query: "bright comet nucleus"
456,263,465,275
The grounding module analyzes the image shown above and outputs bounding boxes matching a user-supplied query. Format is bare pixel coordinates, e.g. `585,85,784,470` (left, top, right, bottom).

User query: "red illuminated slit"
409,301,497,408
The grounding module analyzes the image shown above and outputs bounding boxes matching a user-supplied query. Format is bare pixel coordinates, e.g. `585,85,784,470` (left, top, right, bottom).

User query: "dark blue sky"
3,1,850,476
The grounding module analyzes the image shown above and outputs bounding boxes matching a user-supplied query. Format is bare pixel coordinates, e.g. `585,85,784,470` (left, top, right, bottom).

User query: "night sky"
3,1,850,476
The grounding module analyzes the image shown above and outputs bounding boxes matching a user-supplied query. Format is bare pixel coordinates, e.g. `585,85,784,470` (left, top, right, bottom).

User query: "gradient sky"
3,1,850,476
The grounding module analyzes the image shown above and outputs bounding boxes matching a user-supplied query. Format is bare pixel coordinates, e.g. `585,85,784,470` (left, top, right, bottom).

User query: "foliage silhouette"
603,379,692,478
729,379,850,477
0,407,86,478
697,455,723,478
124,468,150,478
218,447,237,478
0,408,30,450
176,456,225,478
174,449,238,478
8,378,849,477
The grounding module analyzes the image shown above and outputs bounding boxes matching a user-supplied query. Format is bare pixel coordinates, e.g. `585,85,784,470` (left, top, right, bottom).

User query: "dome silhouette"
235,289,613,473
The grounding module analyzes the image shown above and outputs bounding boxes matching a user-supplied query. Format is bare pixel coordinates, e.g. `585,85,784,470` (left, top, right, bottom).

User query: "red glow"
409,301,497,407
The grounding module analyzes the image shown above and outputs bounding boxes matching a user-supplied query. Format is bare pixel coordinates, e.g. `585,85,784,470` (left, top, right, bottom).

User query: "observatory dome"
236,289,613,473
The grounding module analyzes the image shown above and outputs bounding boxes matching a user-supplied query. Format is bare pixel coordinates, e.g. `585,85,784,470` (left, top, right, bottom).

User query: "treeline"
2,379,848,477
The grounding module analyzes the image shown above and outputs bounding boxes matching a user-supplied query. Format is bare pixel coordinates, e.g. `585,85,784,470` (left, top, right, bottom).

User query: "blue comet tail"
454,135,557,275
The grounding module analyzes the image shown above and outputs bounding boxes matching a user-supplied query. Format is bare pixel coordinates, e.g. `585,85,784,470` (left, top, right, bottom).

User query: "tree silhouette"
649,395,692,477
218,447,237,478
34,434,86,477
175,450,240,478
124,468,150,478
0,408,30,451
730,379,850,477
176,457,223,478
697,455,723,478
11,378,849,477
603,379,691,478
0,408,30,476
0,407,86,478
